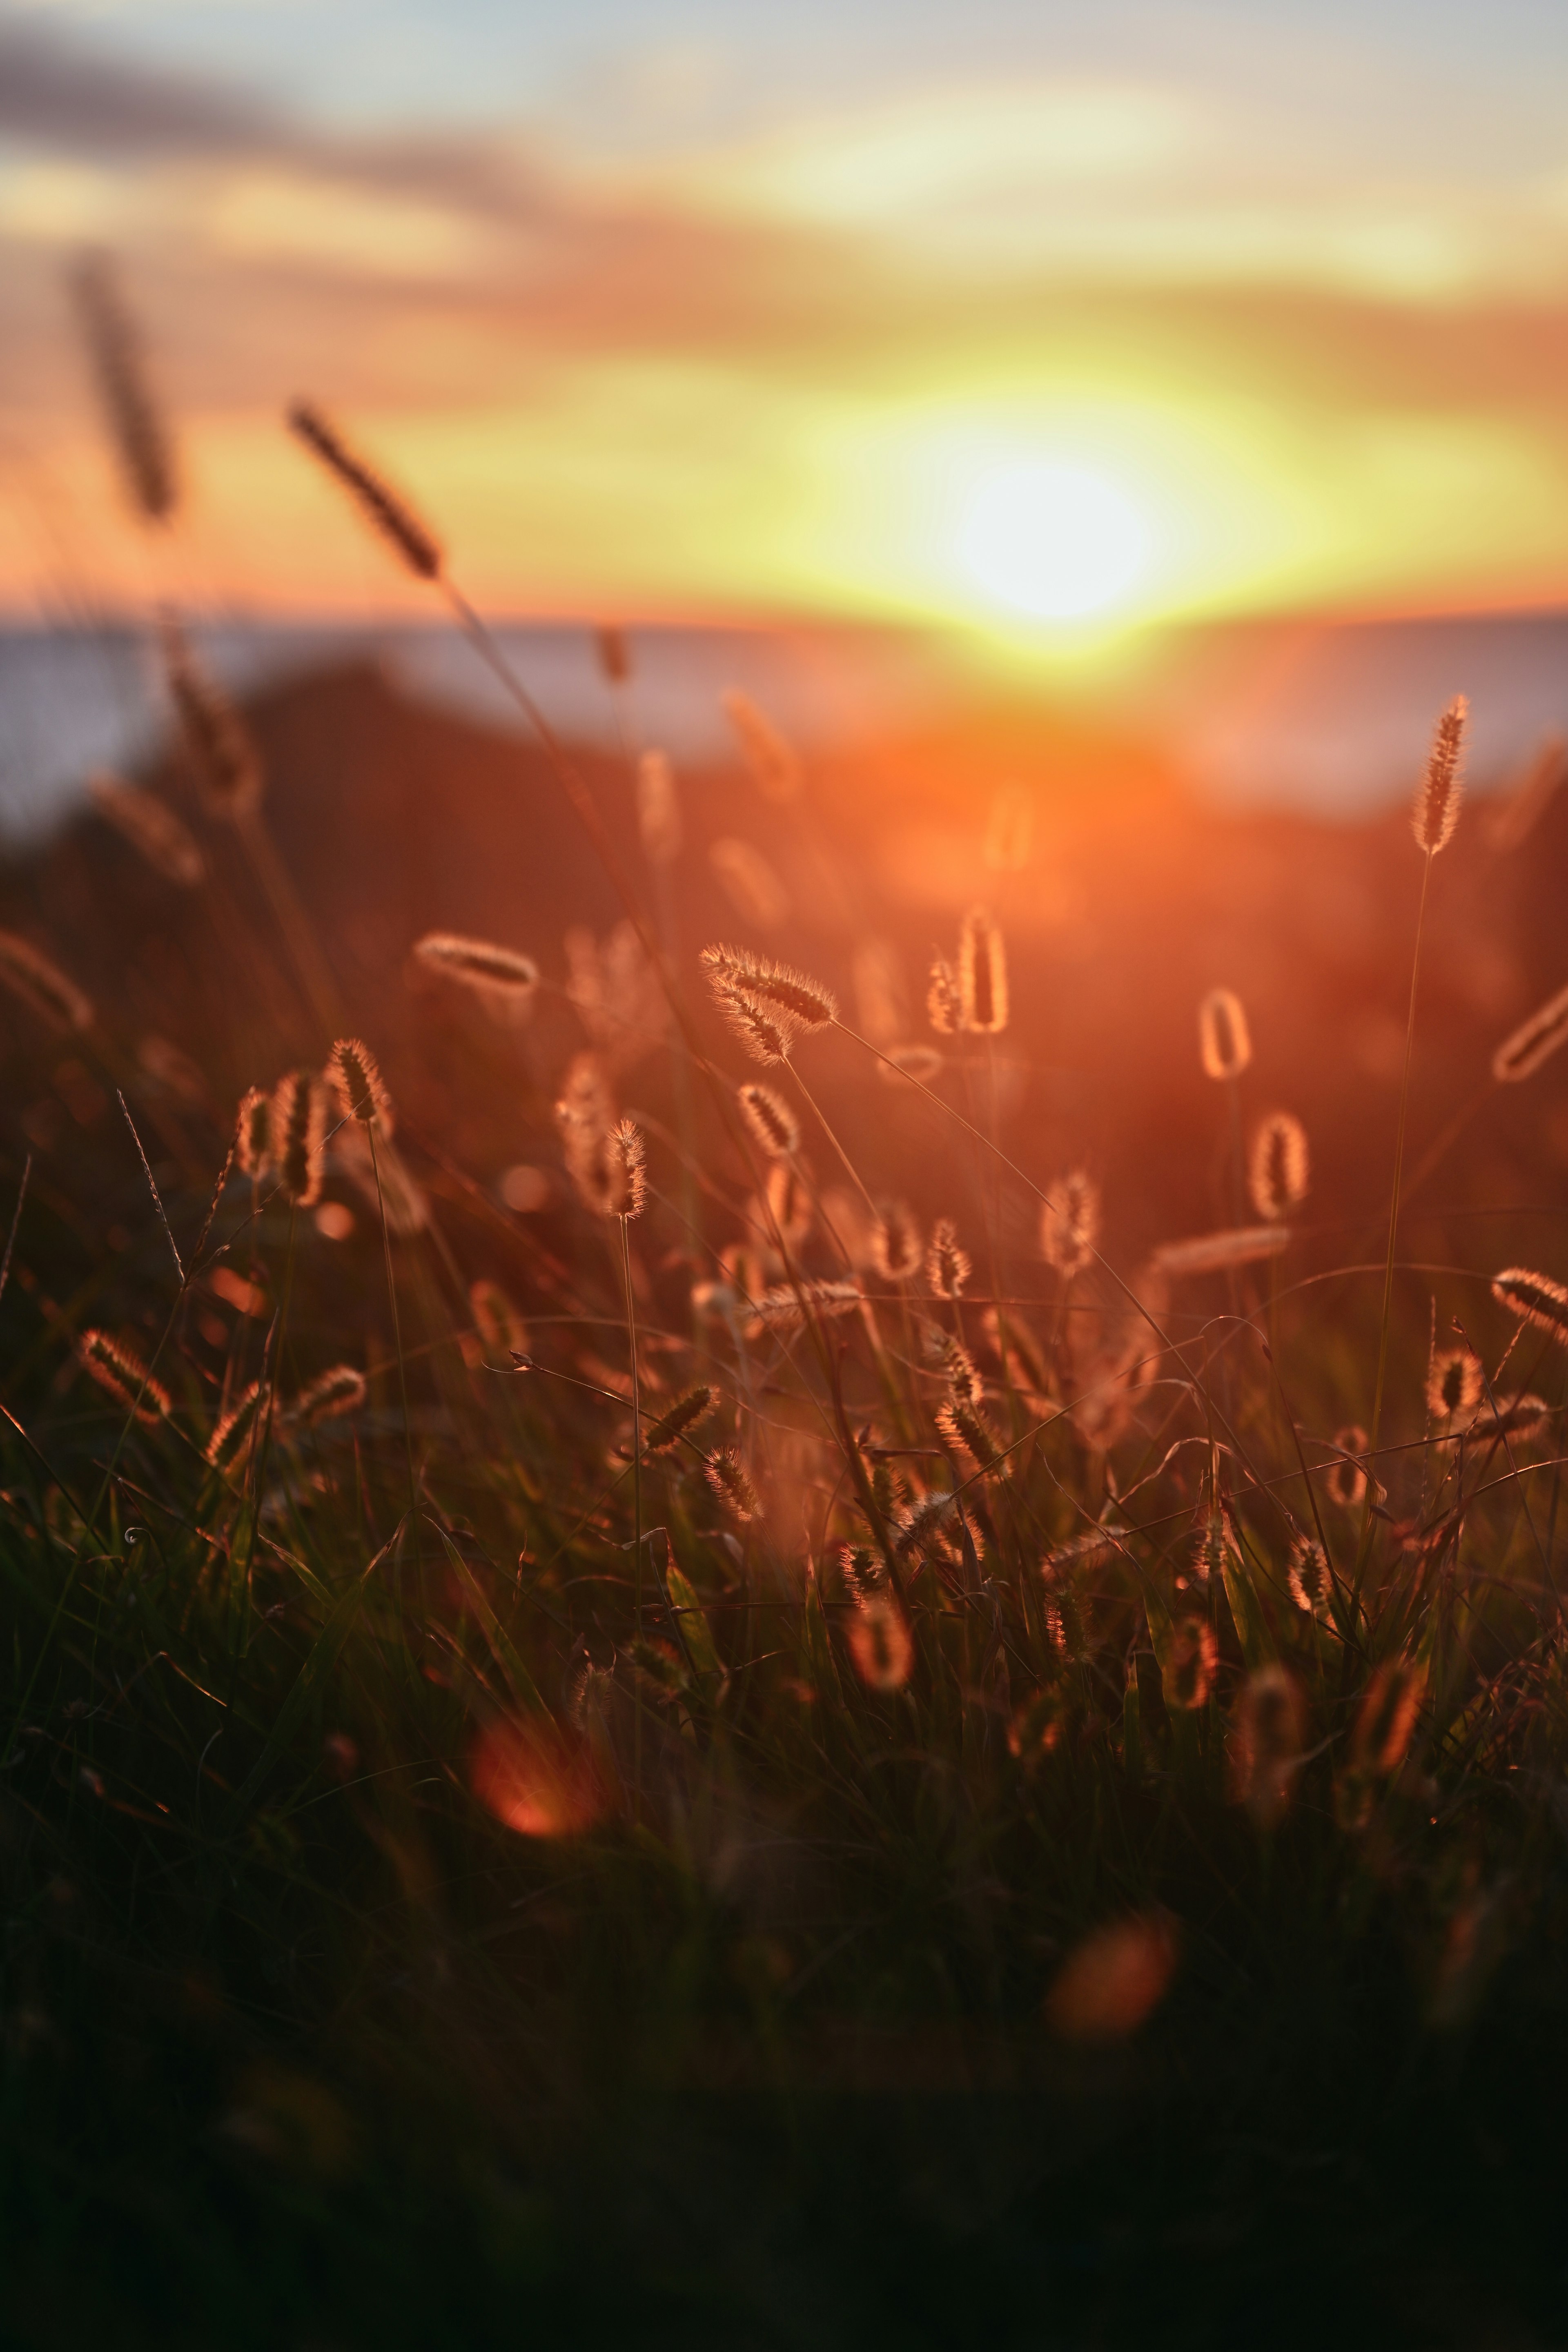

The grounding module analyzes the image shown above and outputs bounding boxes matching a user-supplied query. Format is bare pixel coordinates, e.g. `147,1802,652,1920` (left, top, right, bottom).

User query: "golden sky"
6,3,1568,638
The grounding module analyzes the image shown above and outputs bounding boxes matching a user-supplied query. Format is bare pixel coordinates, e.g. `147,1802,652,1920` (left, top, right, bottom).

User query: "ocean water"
1,606,1565,837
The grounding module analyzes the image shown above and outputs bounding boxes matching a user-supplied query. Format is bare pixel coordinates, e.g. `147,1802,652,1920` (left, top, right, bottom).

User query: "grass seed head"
1351,1658,1425,1778
1492,1265,1568,1345
608,1118,647,1220
72,252,176,525
737,1081,799,1158
1427,1346,1482,1422
79,1328,170,1424
716,985,795,1065
270,1070,327,1208
288,1365,368,1428
764,1159,811,1247
873,1200,922,1283
926,1217,971,1299
636,748,681,866
1287,1533,1334,1620
705,1446,762,1521
161,617,263,821
1153,1224,1289,1279
702,944,836,1028
935,1398,998,1468
0,930,93,1034
958,906,1009,1034
846,1592,913,1691
287,400,441,579
88,773,204,887
1248,1112,1310,1220
644,1387,716,1452
1198,987,1251,1080
327,1037,390,1131
206,1381,261,1469
1162,1618,1217,1711
748,1276,862,1334
235,1086,272,1178
595,625,630,686
927,956,963,1035
1412,695,1466,855
1492,982,1568,1084
721,687,801,802
413,932,539,1009
1041,1170,1100,1276
1229,1666,1305,1830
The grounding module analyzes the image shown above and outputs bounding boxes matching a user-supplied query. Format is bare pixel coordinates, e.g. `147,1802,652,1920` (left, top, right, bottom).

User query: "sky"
6,0,1568,638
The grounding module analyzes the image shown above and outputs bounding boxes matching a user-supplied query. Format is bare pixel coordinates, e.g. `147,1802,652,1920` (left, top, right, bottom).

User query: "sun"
957,457,1150,621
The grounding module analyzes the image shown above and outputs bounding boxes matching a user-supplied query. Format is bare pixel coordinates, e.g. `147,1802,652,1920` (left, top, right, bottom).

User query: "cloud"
0,14,278,154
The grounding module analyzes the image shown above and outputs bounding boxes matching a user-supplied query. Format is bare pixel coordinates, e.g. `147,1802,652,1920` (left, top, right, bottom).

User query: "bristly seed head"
1412,695,1466,856
413,932,539,1001
88,772,205,888
270,1070,327,1208
287,400,441,580
235,1086,272,1178
71,252,177,526
846,1592,913,1690
206,1381,261,1469
608,1118,647,1220
1040,1170,1100,1277
721,688,801,803
705,1446,763,1520
1248,1112,1310,1221
1287,1533,1334,1620
737,1081,799,1158
873,1200,922,1283
958,906,1009,1034
161,616,263,821
935,1397,998,1468
715,985,795,1066
701,944,836,1028
287,1364,368,1429
926,1217,971,1300
1492,982,1568,1084
1153,1225,1289,1279
0,929,93,1034
78,1328,170,1425
1198,987,1251,1081
644,1387,716,1452
748,1276,862,1334
328,1037,391,1131
927,957,963,1036
1492,1265,1568,1345
1427,1346,1482,1422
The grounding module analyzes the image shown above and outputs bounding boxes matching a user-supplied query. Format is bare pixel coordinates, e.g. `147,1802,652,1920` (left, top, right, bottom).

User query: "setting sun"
956,457,1151,621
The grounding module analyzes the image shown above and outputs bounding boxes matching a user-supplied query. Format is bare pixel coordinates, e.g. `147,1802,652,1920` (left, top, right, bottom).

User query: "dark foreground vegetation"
7,570,1568,2346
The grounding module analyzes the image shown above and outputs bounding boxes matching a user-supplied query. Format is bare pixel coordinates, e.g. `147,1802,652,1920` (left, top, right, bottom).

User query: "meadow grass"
4,404,1568,2347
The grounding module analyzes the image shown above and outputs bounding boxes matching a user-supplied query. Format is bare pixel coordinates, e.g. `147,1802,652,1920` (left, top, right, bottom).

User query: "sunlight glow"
957,459,1150,621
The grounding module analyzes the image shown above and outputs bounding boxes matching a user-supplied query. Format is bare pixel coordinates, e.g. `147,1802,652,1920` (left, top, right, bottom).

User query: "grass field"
5,410,1568,2350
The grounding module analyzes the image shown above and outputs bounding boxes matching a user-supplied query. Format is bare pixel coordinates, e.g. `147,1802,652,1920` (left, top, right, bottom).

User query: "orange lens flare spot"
470,1721,604,1840
1045,1911,1180,2043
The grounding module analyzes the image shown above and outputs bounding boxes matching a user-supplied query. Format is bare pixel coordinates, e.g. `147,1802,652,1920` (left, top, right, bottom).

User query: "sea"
2,606,1566,839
